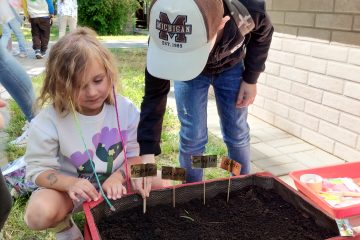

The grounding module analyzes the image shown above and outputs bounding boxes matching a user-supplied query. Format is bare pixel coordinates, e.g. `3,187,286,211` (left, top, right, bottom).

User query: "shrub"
78,0,140,35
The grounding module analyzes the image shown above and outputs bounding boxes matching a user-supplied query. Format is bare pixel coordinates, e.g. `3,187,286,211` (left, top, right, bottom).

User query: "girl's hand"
67,178,100,202
102,171,127,200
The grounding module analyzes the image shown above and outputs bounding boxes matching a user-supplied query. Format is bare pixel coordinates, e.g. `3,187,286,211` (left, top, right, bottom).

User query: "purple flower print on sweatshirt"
69,150,95,174
93,127,125,174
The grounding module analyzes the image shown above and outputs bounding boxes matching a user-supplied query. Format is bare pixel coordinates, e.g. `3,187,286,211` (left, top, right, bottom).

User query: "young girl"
24,27,143,240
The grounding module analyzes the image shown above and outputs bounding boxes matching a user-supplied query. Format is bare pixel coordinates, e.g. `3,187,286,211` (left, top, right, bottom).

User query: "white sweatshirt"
24,0,52,18
25,95,140,185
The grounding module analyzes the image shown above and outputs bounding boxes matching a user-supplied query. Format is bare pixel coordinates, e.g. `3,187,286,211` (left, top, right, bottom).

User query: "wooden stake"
227,174,231,203
203,168,206,205
220,157,241,203
173,180,176,208
143,177,146,214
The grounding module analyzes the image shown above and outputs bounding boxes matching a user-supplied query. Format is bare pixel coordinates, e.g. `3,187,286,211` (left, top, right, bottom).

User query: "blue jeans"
1,18,27,54
174,63,250,183
0,43,35,121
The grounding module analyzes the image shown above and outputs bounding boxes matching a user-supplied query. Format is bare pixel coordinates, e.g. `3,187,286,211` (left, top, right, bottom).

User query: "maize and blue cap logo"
156,12,192,44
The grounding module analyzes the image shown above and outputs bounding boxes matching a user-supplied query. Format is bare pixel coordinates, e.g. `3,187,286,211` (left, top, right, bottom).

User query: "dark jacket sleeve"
243,10,274,84
137,68,170,156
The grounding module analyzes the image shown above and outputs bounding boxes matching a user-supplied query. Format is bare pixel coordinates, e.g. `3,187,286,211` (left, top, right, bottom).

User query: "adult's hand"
131,154,155,199
236,81,257,108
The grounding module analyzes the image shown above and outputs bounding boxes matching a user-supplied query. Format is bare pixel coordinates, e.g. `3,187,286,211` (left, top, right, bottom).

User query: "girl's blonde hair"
38,27,118,114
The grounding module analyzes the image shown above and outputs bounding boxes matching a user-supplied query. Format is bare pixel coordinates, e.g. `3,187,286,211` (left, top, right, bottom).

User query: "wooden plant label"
161,166,186,181
161,166,174,180
173,167,186,181
131,164,146,178
131,163,157,178
191,155,217,168
145,163,157,177
220,157,241,176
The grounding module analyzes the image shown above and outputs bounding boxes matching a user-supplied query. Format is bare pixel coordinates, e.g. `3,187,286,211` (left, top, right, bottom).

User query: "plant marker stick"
191,155,217,206
143,163,157,213
162,166,185,208
131,163,157,214
226,158,233,203
143,177,146,214
220,157,241,203
161,166,174,207
173,180,176,208
172,167,186,208
203,168,206,205
227,165,231,203
131,164,146,213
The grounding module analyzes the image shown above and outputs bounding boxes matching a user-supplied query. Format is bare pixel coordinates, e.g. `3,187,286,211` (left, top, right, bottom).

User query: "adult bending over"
136,0,273,197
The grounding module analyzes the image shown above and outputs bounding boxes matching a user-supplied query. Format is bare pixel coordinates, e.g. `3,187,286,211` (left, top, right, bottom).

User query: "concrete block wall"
249,0,360,162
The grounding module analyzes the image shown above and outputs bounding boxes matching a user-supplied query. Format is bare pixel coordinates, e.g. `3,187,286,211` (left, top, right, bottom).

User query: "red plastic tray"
290,161,360,219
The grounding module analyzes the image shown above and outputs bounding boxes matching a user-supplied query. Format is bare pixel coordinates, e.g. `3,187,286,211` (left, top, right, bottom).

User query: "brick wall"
249,0,360,162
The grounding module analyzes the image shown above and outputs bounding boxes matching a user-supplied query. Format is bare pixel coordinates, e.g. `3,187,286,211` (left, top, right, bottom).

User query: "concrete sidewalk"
2,40,346,188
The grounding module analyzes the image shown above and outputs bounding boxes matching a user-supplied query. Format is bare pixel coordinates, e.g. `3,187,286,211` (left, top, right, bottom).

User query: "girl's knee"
24,200,58,230
24,209,43,230
24,189,73,230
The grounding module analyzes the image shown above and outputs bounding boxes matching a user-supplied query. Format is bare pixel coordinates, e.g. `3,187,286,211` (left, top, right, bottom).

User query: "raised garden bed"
84,173,347,240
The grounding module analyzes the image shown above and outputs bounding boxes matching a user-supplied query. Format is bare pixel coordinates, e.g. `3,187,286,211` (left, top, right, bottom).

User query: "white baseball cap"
147,0,224,81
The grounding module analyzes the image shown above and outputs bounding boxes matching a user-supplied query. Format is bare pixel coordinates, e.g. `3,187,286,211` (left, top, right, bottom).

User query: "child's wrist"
119,169,126,178
115,169,127,184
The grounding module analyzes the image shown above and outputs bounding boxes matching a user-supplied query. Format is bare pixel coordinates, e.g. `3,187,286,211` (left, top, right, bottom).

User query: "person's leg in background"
213,63,251,174
68,15,77,33
0,43,36,145
174,75,210,183
7,38,12,52
58,15,67,38
7,18,27,57
0,23,13,53
38,17,51,56
0,45,35,122
30,18,42,59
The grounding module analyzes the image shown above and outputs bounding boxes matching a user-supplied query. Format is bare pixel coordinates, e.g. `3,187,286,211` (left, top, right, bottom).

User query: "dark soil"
97,186,337,240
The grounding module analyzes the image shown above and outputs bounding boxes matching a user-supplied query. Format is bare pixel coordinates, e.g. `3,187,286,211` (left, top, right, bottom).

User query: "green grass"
2,48,227,239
